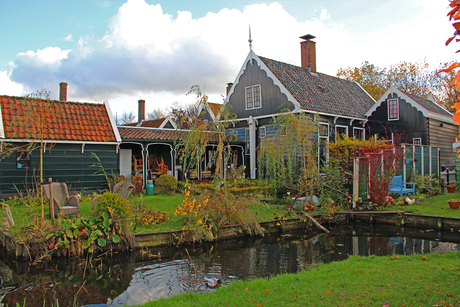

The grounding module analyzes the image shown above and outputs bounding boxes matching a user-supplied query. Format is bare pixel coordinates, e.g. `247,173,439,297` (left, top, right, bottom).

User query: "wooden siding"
367,93,428,144
0,143,118,197
428,119,457,169
227,59,295,118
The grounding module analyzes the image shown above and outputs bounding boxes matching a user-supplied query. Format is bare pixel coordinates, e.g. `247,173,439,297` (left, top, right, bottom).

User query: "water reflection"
0,224,459,306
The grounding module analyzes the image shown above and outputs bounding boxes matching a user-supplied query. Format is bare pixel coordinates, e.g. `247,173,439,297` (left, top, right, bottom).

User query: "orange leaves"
325,291,332,295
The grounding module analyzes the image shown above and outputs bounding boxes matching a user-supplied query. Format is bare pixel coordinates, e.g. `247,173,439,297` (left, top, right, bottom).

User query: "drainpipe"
248,116,256,179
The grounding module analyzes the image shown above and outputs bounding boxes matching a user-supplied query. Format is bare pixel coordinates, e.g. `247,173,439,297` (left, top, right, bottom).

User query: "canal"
0,223,459,306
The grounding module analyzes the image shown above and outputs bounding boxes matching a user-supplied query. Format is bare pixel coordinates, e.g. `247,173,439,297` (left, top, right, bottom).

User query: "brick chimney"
138,99,145,123
226,83,233,95
300,34,316,73
59,82,67,101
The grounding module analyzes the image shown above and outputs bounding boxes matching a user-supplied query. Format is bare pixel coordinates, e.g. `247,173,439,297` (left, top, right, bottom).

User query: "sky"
0,0,458,120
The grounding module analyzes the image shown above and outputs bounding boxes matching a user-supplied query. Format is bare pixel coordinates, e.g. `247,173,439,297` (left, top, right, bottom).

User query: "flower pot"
448,201,460,209
447,185,456,193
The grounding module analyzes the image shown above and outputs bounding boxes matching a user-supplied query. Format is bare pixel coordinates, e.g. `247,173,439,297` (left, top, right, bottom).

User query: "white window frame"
245,84,262,110
259,126,266,138
353,127,365,139
387,98,399,121
335,125,348,140
413,138,422,145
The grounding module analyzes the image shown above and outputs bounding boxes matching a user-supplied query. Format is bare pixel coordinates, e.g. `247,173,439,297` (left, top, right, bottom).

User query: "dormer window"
246,85,261,110
388,98,399,120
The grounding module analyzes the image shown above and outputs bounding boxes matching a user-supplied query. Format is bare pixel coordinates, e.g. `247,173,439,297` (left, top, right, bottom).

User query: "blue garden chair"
389,175,416,197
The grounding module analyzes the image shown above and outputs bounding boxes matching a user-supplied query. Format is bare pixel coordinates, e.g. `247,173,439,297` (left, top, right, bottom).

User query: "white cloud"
319,9,330,21
64,34,73,42
6,0,457,117
0,63,24,96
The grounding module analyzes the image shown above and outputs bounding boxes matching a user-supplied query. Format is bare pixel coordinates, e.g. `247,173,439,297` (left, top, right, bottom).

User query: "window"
16,151,30,169
413,138,422,145
353,127,365,139
388,98,399,120
259,127,266,138
335,125,348,140
246,85,261,110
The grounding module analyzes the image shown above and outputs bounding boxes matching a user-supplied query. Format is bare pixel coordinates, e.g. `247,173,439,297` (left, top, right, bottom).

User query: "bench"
389,175,416,197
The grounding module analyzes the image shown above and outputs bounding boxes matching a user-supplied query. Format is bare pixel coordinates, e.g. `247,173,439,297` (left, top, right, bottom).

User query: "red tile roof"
207,103,223,117
0,95,118,142
139,118,166,128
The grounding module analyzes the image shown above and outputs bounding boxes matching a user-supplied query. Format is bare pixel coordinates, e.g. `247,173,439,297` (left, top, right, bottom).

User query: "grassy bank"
381,191,460,218
132,251,460,307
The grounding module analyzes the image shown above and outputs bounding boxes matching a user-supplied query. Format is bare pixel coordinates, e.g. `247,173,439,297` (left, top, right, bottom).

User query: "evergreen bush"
155,174,177,195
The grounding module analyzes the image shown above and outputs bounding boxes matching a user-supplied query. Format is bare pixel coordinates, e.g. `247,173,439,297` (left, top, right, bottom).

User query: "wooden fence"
353,144,440,207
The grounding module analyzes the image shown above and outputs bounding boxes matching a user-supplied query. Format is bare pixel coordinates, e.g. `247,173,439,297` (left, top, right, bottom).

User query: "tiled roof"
139,118,166,128
118,126,242,143
403,92,452,117
118,127,187,141
258,56,375,119
0,95,118,142
207,103,223,117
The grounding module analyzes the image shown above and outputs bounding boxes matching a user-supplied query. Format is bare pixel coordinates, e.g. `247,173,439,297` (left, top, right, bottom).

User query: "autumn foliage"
441,0,460,123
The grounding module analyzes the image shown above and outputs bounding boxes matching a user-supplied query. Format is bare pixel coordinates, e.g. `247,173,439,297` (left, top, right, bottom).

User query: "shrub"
93,192,132,229
408,172,441,196
155,174,177,195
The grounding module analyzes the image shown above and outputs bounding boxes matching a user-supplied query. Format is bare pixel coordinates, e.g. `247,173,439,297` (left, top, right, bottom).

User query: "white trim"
225,51,301,111
387,98,399,121
245,84,262,110
365,84,455,124
104,101,122,142
335,125,348,139
0,103,4,138
413,138,422,145
353,127,365,139
225,109,366,124
159,116,177,129
0,138,120,145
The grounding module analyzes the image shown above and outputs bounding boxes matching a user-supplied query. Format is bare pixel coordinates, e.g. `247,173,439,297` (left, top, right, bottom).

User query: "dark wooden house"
365,85,458,169
225,34,376,178
0,84,120,197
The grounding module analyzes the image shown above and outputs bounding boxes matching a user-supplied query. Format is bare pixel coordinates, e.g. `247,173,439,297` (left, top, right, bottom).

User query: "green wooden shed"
0,93,121,197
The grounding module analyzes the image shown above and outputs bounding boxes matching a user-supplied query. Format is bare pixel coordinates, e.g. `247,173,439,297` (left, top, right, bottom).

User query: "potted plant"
446,185,456,193
448,199,460,209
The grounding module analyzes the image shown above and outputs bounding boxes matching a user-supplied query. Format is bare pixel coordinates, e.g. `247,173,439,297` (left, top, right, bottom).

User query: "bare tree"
117,111,137,125
147,108,168,120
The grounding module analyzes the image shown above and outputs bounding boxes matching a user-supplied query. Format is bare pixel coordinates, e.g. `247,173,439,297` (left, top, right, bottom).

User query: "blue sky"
0,0,457,118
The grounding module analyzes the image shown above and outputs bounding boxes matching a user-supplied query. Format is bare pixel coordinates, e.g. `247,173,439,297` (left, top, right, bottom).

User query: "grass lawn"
133,251,460,306
381,192,460,218
0,189,286,234
2,189,460,236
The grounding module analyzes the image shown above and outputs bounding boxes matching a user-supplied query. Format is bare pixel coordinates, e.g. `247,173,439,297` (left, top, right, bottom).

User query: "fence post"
353,158,359,209
48,178,54,221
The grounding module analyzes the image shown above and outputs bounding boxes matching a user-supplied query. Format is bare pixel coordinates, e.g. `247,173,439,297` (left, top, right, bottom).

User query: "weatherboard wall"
0,143,118,197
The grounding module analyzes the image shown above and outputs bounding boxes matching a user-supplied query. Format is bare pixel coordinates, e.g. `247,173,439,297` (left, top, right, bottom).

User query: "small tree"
0,90,57,224
257,111,319,198
179,85,237,187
